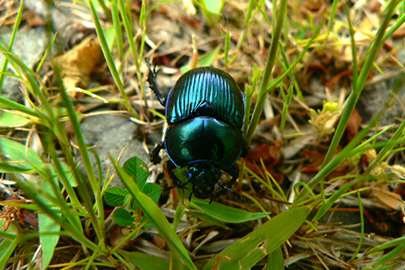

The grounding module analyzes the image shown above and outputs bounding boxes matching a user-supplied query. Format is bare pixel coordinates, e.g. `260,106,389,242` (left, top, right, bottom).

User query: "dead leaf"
55,36,103,98
245,143,284,183
245,159,284,183
152,235,167,249
304,0,323,11
392,165,405,179
372,188,405,211
393,26,405,39
299,149,347,179
26,12,45,27
325,70,353,91
110,224,138,248
346,108,362,141
369,0,382,12
354,14,376,42
300,149,324,165
246,142,283,167
0,198,37,230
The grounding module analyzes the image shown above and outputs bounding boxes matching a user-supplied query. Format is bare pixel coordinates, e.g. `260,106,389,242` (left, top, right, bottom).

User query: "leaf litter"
1,0,405,269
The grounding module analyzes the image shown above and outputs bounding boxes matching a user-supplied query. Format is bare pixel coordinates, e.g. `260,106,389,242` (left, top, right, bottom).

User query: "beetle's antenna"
164,181,190,198
216,182,245,202
145,58,166,106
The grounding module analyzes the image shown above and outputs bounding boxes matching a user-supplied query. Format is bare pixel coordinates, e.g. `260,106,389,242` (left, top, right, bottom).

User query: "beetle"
147,59,247,201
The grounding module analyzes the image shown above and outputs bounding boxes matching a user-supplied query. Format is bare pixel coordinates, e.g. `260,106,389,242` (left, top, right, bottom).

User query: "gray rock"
359,71,405,127
78,111,150,189
0,26,47,103
1,76,24,104
0,27,47,70
24,0,93,48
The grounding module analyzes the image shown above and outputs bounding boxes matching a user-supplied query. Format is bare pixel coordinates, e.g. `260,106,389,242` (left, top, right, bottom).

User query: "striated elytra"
147,59,248,201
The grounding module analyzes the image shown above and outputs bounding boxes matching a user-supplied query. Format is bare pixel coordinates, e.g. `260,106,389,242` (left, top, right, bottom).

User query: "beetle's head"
186,163,221,199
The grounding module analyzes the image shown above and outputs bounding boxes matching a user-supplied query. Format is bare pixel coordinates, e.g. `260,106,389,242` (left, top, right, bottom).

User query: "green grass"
1,0,405,269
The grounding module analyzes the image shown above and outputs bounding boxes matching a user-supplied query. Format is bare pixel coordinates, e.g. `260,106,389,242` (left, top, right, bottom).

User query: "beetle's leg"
224,165,239,187
163,161,190,197
241,140,250,158
215,181,244,202
215,166,245,202
150,142,164,164
165,180,190,192
145,58,166,107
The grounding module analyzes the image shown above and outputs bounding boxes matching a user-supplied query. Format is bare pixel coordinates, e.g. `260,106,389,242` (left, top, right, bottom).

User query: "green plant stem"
373,242,405,267
111,156,198,270
245,21,322,144
48,135,83,223
17,179,102,253
320,0,399,168
243,65,260,136
322,0,397,168
110,220,148,254
349,190,364,261
0,0,23,94
280,83,293,132
278,41,304,100
111,1,124,59
113,251,135,270
199,0,214,27
117,0,145,98
343,4,358,90
245,0,287,145
0,230,17,240
138,1,147,66
0,95,41,119
368,236,405,254
297,78,405,204
88,0,139,119
36,33,57,73
383,3,405,42
3,52,54,123
364,74,405,174
54,63,107,251
96,0,112,21
0,48,77,167
326,0,339,34
236,0,255,51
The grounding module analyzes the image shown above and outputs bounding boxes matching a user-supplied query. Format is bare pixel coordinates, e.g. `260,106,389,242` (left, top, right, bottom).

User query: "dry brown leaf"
372,188,405,211
299,149,324,174
246,142,283,167
393,23,405,39
304,0,323,11
354,14,377,42
369,0,382,12
0,198,38,230
245,143,284,183
392,165,405,179
26,11,45,27
245,159,284,183
55,36,103,98
346,108,362,141
325,70,353,90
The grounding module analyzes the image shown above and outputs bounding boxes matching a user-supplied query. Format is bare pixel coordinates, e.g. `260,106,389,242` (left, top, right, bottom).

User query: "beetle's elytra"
147,59,247,201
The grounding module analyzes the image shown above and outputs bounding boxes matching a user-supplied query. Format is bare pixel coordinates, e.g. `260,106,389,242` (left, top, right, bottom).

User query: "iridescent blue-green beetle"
147,59,248,201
